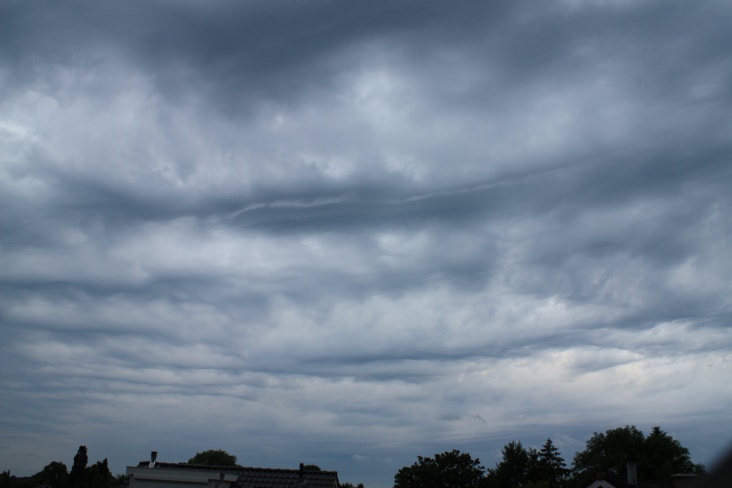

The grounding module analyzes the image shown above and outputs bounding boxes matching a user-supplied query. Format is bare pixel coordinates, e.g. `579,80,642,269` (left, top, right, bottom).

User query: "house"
582,454,704,488
583,475,675,488
585,480,618,488
123,454,339,488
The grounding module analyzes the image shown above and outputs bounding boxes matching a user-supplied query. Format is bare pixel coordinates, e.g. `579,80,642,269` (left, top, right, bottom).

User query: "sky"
1,1,731,486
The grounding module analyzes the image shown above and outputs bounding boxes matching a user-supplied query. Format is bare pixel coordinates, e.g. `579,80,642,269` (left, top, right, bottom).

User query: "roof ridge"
140,461,337,474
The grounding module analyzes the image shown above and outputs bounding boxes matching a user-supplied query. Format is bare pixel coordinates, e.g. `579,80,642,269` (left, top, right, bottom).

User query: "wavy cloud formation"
1,1,731,486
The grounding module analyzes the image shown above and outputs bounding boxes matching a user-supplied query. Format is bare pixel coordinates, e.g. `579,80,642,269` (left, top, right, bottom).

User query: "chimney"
627,453,638,488
149,451,158,468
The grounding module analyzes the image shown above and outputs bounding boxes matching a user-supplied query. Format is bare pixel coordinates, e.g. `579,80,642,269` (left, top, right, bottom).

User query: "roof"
233,467,339,488
586,481,617,488
129,461,339,488
585,474,671,488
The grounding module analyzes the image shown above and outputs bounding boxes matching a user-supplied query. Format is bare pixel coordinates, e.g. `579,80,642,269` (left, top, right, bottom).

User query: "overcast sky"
1,1,731,486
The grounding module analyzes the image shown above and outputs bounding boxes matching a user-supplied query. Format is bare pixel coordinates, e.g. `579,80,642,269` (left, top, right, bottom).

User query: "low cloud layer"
2,1,731,486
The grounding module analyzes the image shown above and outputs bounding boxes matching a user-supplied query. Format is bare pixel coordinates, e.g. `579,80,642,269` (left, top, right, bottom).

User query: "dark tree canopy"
187,450,238,467
486,438,568,488
525,447,541,487
572,426,704,486
38,461,69,488
572,425,645,481
13,446,118,488
538,438,569,488
641,426,704,483
87,459,113,488
486,441,530,488
394,450,485,488
69,446,89,488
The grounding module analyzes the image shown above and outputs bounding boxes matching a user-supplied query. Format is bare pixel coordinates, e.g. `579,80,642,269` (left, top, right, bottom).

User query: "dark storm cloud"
1,1,502,109
5,1,728,121
1,1,732,487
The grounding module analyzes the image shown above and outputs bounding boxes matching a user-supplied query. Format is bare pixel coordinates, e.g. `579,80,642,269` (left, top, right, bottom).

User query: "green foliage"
572,425,644,483
87,458,113,488
0,471,14,488
187,450,238,466
526,448,541,487
37,461,69,488
340,483,365,488
1,466,52,488
486,441,530,488
571,425,704,486
113,474,130,488
641,426,705,483
0,428,706,488
538,439,569,488
69,446,89,488
486,439,568,488
66,447,116,488
0,473,36,488
0,447,114,488
394,450,485,488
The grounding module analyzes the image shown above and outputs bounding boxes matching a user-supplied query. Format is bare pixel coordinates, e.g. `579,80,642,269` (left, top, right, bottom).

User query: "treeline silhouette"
395,426,705,488
1,446,123,488
0,426,706,488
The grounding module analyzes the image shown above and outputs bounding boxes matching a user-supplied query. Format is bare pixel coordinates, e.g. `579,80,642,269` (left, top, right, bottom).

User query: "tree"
572,426,645,483
538,438,569,488
486,441,530,488
571,426,704,486
339,483,365,488
87,458,114,488
69,446,88,488
113,474,129,488
394,450,485,488
0,471,11,488
37,461,69,488
187,450,238,466
641,427,705,483
1,447,121,488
